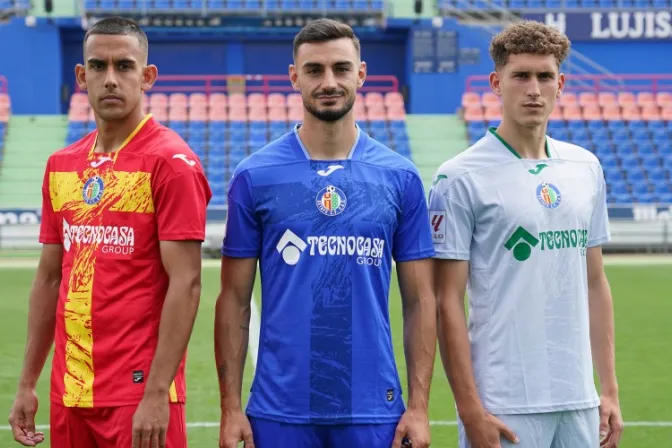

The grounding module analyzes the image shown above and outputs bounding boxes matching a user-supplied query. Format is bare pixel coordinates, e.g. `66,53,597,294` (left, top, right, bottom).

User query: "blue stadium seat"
619,154,640,170
207,0,225,8
607,120,625,131
612,193,632,204
100,0,115,8
641,154,661,170
84,0,98,9
118,0,134,10
659,192,672,203
637,144,655,155
625,168,646,183
611,128,630,142
605,169,624,186
648,167,668,183
652,182,671,194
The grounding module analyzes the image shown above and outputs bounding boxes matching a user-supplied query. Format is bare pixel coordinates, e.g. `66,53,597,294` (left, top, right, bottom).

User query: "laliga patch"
430,211,446,244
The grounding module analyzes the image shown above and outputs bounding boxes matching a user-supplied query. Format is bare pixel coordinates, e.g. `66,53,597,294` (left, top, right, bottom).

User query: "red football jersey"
39,114,212,408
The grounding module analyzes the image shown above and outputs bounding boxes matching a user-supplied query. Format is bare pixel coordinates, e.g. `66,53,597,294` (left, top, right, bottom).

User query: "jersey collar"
487,126,552,160
291,122,365,161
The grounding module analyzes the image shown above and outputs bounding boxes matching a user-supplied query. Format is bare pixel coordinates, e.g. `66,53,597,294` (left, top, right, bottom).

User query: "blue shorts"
249,417,400,448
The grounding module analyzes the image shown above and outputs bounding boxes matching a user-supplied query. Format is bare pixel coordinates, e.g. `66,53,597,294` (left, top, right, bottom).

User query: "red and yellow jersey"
39,115,212,408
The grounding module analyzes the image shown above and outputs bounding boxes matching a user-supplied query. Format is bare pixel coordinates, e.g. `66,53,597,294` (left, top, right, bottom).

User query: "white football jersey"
429,128,610,415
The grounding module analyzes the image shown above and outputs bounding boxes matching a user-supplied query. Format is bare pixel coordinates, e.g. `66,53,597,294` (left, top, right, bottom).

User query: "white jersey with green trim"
428,128,610,415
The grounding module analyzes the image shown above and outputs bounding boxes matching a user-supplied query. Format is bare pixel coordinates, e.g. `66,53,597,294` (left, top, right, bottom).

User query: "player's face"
75,34,157,122
490,53,565,128
289,38,366,122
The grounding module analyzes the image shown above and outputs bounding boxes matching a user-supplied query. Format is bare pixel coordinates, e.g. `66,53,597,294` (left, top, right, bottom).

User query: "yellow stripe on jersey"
169,381,178,403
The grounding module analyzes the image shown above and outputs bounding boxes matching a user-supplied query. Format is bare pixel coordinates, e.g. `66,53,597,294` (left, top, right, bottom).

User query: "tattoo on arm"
217,365,228,382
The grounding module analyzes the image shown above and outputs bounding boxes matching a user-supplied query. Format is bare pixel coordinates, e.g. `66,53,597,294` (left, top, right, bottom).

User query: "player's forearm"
214,290,251,411
144,274,201,396
19,271,60,389
402,291,437,411
589,274,618,396
437,296,485,421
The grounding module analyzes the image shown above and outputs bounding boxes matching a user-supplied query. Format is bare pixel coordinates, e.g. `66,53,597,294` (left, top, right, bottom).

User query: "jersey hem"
245,409,403,425
221,247,260,258
485,398,600,415
432,251,470,260
159,232,205,241
587,235,611,248
394,249,436,263
51,395,186,408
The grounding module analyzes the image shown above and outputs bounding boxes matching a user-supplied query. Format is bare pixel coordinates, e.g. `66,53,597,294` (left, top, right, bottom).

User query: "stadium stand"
66,75,411,206
0,76,10,166
81,0,386,13
0,0,30,16
461,74,672,206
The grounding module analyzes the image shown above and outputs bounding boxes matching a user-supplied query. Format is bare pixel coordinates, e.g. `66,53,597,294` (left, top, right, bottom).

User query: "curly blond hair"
489,21,571,68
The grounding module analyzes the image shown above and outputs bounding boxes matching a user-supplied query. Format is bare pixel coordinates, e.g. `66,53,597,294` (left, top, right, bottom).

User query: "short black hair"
292,18,360,60
84,16,148,59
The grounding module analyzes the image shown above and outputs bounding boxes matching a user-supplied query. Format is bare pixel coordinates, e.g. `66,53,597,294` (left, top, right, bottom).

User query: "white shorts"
458,407,600,448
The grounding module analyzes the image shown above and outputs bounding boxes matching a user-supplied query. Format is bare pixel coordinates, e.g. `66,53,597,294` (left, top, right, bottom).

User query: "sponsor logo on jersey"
276,229,385,267
504,225,588,261
316,185,347,216
432,174,447,186
528,163,548,175
536,181,562,209
172,153,196,167
82,176,105,205
429,211,446,244
317,165,344,176
62,218,135,256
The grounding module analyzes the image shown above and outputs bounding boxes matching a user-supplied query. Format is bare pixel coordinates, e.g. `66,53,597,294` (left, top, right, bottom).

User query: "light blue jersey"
221,125,434,425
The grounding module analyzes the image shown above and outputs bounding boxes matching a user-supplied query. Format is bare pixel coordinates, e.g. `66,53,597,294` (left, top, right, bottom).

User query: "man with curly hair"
428,21,624,448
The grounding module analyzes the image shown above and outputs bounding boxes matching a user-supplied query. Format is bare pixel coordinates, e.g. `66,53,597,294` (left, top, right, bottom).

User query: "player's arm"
214,256,256,411
144,240,203,397
587,246,618,397
214,169,260,448
586,166,623,447
10,161,61,445
433,258,483,419
396,258,437,411
17,243,62,390
391,171,437,448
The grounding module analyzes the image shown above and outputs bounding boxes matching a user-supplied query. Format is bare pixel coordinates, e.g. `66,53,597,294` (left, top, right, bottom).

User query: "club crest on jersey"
82,176,104,205
536,182,561,209
316,185,347,216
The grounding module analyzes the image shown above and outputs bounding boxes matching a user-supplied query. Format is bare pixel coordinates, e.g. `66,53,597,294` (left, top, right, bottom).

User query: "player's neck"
93,107,146,154
496,120,548,160
298,113,358,160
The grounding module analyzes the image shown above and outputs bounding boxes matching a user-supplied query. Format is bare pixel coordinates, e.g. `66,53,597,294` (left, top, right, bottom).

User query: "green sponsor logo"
504,226,588,261
528,163,548,175
504,226,539,261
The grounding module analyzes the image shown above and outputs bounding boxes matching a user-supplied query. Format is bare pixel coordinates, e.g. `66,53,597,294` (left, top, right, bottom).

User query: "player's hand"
8,387,45,446
462,411,519,448
132,391,170,448
219,408,255,448
391,407,431,448
599,394,624,448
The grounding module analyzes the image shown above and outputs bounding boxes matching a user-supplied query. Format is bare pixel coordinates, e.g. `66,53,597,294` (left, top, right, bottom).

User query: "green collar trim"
488,127,551,159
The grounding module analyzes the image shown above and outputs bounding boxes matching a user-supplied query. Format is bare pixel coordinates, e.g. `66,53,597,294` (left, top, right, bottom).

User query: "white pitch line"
1,420,671,431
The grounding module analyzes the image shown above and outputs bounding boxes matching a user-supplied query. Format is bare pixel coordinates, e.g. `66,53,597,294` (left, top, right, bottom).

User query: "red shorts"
50,402,187,448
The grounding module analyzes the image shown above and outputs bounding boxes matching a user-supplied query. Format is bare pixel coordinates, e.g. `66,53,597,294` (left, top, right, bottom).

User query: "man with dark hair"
429,20,623,448
8,16,211,448
215,18,437,448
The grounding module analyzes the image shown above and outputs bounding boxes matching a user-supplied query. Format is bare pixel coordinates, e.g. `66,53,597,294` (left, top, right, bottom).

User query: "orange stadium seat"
66,82,410,206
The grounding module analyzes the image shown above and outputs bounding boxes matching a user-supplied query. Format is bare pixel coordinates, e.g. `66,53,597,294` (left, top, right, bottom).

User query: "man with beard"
214,18,437,448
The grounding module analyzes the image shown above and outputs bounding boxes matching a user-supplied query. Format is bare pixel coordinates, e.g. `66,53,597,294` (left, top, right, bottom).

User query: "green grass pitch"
0,260,670,447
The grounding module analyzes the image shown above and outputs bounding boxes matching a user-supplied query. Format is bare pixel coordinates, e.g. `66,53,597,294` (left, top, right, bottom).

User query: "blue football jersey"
221,125,435,425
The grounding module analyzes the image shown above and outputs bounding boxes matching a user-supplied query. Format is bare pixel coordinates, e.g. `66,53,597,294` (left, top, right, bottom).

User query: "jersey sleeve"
221,170,262,258
154,155,213,241
427,172,474,260
587,164,611,247
392,171,435,262
38,157,61,245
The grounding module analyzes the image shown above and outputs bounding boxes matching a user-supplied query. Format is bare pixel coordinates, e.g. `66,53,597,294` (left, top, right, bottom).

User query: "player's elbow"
169,270,202,307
